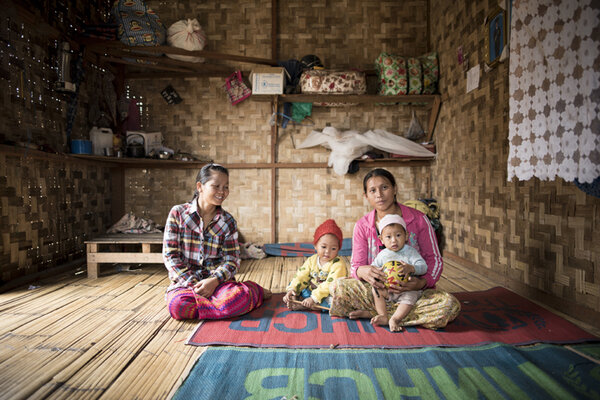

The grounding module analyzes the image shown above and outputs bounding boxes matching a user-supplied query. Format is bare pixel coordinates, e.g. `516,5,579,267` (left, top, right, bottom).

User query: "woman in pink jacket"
330,168,460,329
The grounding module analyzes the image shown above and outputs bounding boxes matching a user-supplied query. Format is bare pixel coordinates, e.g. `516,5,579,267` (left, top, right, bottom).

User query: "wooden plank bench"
85,233,164,278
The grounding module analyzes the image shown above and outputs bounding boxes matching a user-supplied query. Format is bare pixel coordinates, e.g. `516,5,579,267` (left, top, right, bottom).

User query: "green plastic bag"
291,102,312,122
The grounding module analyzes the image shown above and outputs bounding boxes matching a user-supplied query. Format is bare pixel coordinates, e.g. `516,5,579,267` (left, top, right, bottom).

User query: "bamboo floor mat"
0,257,597,399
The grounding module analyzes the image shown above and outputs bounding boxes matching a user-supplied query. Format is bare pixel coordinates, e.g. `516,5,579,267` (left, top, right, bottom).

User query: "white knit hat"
378,214,406,233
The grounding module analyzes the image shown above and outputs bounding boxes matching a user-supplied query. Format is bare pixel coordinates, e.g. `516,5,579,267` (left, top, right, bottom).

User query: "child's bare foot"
289,301,307,311
262,288,272,300
370,314,389,326
389,317,404,332
349,310,371,319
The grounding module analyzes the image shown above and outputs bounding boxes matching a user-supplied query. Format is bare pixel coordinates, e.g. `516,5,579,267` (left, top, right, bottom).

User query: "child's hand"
302,297,316,309
282,291,296,307
398,261,415,275
370,314,389,326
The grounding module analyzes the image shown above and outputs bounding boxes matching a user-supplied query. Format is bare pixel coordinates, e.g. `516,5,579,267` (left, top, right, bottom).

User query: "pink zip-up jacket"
350,203,443,288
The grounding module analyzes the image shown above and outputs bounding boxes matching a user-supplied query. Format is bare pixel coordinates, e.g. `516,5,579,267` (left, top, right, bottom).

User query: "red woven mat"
186,287,598,349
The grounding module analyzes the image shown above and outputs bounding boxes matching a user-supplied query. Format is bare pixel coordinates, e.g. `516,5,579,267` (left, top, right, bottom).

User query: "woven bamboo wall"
0,151,111,283
147,0,272,62
430,0,600,319
277,166,429,243
276,0,429,68
150,0,429,69
0,0,112,151
123,162,429,245
0,0,115,283
123,167,273,242
126,77,272,164
126,0,433,244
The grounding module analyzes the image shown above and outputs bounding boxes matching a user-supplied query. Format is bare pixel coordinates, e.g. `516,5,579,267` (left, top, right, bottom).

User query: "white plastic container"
90,127,113,156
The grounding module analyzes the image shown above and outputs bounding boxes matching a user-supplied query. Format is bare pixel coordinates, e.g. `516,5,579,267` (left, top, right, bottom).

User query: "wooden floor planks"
0,256,597,399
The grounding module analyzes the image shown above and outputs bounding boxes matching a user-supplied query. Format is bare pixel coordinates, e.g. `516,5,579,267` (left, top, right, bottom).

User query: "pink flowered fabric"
299,70,367,106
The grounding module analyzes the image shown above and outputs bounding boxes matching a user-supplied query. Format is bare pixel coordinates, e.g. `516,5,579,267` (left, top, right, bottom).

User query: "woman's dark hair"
191,162,229,201
362,168,397,193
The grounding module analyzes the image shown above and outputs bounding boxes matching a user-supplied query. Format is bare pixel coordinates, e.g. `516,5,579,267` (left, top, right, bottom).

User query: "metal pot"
126,134,145,158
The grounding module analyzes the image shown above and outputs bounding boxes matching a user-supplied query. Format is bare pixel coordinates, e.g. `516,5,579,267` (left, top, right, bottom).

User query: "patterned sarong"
329,278,460,329
167,281,265,320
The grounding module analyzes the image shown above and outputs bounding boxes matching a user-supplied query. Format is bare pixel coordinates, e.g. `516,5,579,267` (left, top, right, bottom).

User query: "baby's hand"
302,297,316,309
398,261,416,275
370,314,389,326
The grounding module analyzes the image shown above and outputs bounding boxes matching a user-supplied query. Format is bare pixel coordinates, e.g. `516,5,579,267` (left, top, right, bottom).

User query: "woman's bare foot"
348,310,371,319
262,288,272,300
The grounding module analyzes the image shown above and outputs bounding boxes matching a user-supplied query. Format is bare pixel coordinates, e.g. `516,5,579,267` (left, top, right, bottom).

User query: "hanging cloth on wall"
507,0,600,184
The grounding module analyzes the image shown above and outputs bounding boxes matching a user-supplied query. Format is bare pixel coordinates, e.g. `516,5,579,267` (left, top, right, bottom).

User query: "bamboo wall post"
427,95,441,142
271,96,279,243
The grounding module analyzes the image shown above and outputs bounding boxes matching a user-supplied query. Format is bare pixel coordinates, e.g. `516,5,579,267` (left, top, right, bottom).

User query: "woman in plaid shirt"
163,163,271,320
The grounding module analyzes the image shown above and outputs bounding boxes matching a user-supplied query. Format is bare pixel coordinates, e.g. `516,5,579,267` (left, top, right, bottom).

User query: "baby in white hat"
369,214,428,332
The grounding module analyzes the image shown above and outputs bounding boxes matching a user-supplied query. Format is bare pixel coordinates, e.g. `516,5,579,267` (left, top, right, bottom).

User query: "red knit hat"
313,219,343,247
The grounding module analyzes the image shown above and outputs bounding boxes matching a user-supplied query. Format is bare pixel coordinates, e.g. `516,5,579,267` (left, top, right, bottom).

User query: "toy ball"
382,260,408,287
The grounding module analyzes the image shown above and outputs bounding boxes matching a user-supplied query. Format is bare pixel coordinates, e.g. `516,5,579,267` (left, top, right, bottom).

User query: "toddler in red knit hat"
283,219,348,312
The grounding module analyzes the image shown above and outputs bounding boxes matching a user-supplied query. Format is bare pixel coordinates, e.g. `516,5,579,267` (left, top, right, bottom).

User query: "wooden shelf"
69,155,434,169
0,145,433,168
259,93,441,142
276,93,440,104
79,39,277,78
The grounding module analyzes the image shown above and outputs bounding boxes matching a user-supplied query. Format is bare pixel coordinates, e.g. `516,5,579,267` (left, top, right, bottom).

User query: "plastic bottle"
90,127,114,156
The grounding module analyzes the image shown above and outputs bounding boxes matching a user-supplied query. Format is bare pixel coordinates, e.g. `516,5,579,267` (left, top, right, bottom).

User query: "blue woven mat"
173,342,600,399
263,238,352,257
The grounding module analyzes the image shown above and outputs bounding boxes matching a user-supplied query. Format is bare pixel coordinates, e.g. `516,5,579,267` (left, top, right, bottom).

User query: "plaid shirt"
163,200,240,292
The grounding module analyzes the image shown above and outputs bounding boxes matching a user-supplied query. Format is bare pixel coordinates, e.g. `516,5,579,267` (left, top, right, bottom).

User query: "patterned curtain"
508,0,600,184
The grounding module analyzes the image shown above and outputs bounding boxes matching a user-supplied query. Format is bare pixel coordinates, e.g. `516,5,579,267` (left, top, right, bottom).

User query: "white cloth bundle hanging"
358,129,436,157
297,127,372,175
297,127,435,175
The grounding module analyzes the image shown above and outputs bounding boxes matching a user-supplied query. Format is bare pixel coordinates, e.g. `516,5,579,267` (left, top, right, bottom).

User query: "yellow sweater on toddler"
286,255,348,303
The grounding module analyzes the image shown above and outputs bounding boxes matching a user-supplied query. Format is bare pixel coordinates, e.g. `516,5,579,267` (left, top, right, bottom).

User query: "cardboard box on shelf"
126,131,163,156
250,67,285,95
